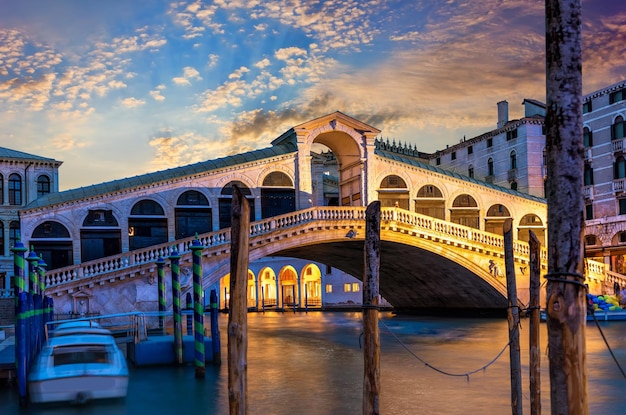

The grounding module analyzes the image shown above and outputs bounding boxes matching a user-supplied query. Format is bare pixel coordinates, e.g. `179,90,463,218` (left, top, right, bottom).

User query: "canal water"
2,311,626,414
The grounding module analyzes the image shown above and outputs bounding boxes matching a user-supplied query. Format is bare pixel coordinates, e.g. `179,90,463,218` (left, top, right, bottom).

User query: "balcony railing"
507,169,517,182
613,179,624,193
583,186,594,200
612,138,624,153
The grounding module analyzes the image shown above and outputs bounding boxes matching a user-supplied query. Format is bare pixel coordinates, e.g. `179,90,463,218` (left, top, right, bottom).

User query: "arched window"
510,151,517,170
175,190,212,239
415,185,445,220
81,210,121,262
261,172,295,219
9,173,22,205
485,204,511,235
583,127,593,148
612,116,625,140
129,200,167,250
450,194,479,229
37,175,51,197
31,221,73,270
219,181,255,229
487,158,494,176
518,214,545,245
378,175,409,209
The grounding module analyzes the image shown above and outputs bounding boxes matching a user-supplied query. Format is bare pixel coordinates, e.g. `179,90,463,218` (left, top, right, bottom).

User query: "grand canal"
2,311,626,414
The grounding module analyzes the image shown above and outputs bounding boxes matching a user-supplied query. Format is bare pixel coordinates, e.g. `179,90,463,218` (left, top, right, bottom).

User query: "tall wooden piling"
210,289,222,365
363,201,381,415
156,257,166,332
503,218,522,415
528,230,541,415
191,237,206,378
169,248,183,365
545,0,587,413
228,185,250,415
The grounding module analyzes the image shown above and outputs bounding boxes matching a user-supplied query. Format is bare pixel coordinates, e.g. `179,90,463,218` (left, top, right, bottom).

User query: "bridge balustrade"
35,206,610,295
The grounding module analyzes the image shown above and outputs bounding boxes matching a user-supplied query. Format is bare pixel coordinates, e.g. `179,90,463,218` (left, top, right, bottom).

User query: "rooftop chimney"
497,100,509,129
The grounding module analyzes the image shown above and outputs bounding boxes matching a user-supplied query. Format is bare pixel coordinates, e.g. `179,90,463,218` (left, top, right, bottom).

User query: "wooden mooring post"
363,201,381,415
228,185,250,415
528,230,541,415
503,218,522,415
545,0,588,413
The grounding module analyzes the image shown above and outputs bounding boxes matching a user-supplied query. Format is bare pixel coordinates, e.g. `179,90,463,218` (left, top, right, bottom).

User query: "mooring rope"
374,318,512,382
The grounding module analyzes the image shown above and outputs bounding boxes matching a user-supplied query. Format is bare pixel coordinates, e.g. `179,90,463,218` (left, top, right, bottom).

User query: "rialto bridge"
13,112,612,316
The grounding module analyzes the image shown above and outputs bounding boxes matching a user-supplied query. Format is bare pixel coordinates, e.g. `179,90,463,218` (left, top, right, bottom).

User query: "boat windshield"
52,345,112,366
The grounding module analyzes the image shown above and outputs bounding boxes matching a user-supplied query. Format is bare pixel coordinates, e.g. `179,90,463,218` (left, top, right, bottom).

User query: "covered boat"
28,323,129,404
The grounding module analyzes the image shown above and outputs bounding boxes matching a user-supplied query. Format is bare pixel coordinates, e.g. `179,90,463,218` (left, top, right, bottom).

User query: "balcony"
584,148,592,161
583,185,594,200
484,175,495,183
613,179,625,193
507,169,517,182
612,138,624,153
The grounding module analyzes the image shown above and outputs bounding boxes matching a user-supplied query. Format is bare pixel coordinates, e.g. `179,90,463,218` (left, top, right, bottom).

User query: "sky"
1,0,625,191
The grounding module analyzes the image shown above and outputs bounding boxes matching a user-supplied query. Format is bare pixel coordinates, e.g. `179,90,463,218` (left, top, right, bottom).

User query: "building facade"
431,79,626,277
0,149,61,291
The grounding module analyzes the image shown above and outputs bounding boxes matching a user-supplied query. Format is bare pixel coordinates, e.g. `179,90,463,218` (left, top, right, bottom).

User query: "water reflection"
1,311,625,414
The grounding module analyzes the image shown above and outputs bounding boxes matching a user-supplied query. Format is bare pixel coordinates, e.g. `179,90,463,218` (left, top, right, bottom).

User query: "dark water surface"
2,311,625,414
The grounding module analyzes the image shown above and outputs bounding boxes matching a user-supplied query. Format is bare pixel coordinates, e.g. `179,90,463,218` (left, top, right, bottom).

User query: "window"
487,158,494,176
9,222,20,249
543,147,547,165
621,232,626,243
506,129,518,140
0,174,3,204
467,145,473,155
583,100,592,114
610,88,625,104
468,165,474,178
585,235,597,245
584,164,594,186
612,116,625,140
325,264,331,274
620,199,626,215
511,181,518,191
487,138,493,148
615,156,626,179
343,283,352,292
351,283,360,292
8,174,21,205
510,151,517,170
583,127,593,148
436,157,441,165
585,204,593,220
325,284,332,293
37,175,51,197
451,151,456,161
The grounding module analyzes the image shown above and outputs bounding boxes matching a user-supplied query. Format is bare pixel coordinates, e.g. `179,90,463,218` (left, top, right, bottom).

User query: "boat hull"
29,375,128,403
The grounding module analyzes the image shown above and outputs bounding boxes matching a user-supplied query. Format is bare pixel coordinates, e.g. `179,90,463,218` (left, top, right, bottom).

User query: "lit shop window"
325,284,333,293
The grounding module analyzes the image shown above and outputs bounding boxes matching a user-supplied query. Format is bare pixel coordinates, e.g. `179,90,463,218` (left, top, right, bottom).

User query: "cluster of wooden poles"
154,238,221,378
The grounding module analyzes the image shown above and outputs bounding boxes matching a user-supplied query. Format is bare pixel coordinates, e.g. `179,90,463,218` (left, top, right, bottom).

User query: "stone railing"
43,207,363,289
13,206,605,293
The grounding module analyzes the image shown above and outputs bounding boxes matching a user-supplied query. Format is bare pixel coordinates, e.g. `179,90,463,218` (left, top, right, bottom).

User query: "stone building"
431,79,626,277
0,148,61,294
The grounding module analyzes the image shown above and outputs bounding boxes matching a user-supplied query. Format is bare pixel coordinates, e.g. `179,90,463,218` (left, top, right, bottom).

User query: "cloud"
120,97,145,108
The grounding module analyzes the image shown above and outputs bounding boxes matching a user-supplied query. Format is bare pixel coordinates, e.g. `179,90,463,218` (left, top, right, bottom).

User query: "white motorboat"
28,324,129,404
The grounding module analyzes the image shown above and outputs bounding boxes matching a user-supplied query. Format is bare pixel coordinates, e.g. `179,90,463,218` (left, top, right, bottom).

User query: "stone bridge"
42,206,607,316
